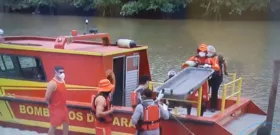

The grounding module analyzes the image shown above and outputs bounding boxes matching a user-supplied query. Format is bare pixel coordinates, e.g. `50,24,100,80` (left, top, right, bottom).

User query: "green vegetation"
1,0,62,10
120,0,191,16
0,0,270,19
199,0,269,20
71,0,95,11
93,0,121,16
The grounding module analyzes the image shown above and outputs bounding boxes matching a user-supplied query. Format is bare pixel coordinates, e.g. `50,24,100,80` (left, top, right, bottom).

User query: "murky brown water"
1,13,280,126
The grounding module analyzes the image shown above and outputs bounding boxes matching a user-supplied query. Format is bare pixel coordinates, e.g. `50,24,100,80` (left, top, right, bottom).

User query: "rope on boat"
171,114,195,135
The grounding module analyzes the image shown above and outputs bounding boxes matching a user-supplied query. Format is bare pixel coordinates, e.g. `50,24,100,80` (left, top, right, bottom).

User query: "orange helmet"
197,44,207,52
98,79,115,92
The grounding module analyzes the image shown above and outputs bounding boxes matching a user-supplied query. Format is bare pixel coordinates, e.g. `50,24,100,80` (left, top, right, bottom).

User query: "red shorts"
95,126,111,135
49,107,69,127
95,121,112,135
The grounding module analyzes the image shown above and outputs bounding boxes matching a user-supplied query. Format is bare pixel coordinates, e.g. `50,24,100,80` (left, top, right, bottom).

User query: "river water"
0,13,280,133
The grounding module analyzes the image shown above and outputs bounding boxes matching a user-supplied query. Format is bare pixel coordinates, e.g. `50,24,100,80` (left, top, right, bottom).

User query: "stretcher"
154,67,214,100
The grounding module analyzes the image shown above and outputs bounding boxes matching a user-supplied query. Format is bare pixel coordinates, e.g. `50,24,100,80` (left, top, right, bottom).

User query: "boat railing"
220,73,237,95
149,81,204,116
220,77,243,113
149,82,164,89
148,72,239,116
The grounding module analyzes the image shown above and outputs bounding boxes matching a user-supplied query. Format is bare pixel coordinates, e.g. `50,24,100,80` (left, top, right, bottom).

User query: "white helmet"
185,61,196,67
207,45,216,53
207,45,216,57
168,70,176,77
0,29,3,35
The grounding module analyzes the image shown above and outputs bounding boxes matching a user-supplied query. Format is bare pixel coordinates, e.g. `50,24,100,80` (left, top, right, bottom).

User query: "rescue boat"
0,29,268,135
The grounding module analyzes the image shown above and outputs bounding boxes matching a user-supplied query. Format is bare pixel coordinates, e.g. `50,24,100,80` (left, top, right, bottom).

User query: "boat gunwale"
0,95,215,125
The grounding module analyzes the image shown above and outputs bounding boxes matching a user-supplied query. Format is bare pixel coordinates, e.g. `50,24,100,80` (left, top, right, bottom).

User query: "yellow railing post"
174,107,178,115
197,87,202,116
236,78,242,104
148,82,153,90
221,85,228,113
231,73,236,95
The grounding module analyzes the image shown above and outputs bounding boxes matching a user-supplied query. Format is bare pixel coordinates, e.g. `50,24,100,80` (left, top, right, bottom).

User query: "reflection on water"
1,13,280,123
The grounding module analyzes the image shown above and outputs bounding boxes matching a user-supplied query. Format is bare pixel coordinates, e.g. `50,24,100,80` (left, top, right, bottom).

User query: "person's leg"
210,76,222,112
186,103,192,115
200,101,207,116
49,109,59,135
96,126,105,135
210,86,218,110
96,126,112,135
48,126,56,135
62,108,69,135
105,126,111,135
63,122,69,135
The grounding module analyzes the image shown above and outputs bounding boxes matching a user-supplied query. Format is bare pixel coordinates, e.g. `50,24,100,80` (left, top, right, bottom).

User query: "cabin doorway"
125,55,140,107
112,56,125,106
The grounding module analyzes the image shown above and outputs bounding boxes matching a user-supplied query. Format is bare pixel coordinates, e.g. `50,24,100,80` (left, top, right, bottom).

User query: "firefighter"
45,66,69,135
181,44,220,116
181,44,220,70
132,88,169,135
131,76,150,111
91,79,115,135
207,45,228,112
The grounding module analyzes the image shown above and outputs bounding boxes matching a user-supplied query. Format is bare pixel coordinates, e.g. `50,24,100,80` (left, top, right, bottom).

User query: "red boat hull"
0,95,266,135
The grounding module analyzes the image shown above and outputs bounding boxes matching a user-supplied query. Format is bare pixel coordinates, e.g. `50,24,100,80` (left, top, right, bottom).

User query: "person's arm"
210,58,220,71
223,59,228,75
45,81,56,105
95,96,113,118
182,56,196,69
159,104,170,120
106,70,116,92
219,55,228,75
131,104,143,126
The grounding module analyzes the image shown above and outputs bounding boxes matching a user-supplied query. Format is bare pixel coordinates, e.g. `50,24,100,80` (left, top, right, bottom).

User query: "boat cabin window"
0,54,46,82
0,55,15,71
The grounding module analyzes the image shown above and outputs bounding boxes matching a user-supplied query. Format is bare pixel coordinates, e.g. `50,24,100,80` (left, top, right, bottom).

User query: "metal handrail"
149,72,239,116
220,73,237,95
148,81,203,116
220,77,243,113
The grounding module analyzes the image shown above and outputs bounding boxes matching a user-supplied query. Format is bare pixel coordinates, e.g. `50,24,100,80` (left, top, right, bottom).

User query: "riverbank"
0,0,274,21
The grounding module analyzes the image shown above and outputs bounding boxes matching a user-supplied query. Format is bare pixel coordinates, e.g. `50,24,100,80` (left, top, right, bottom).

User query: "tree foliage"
200,0,269,20
93,0,121,16
120,0,192,16
2,0,67,10
71,0,95,11
1,0,271,20
3,0,31,10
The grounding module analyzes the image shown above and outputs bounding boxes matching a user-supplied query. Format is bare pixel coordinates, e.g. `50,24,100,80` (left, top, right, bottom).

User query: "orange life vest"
131,88,144,109
136,103,160,131
212,55,222,76
131,91,138,108
91,94,113,123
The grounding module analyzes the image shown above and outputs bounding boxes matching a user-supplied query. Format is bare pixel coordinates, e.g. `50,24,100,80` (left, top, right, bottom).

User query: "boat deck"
225,113,266,135
169,107,220,118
